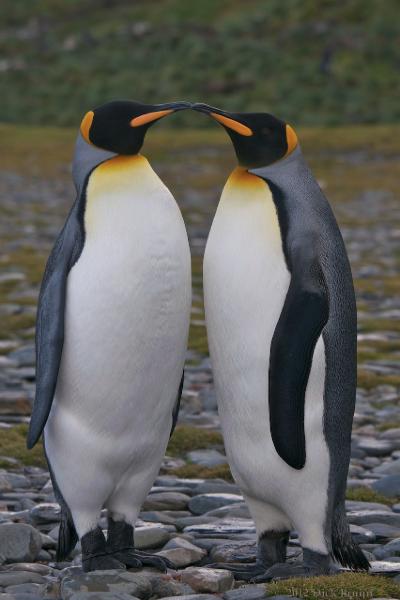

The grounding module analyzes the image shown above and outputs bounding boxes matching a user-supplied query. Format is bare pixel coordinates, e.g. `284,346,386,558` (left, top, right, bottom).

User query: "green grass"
167,425,224,457
357,369,400,391
266,573,400,600
168,463,234,482
346,486,398,506
0,424,46,469
1,1,400,126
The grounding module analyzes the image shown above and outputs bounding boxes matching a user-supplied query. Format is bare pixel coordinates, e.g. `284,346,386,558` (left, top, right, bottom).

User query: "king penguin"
27,100,192,572
192,103,369,580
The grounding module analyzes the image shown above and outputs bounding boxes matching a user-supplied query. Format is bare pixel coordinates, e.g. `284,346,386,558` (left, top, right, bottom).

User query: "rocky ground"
0,124,399,599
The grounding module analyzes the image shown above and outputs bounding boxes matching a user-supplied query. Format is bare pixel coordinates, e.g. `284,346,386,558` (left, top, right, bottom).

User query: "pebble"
156,546,204,568
133,523,171,549
0,523,42,563
60,568,152,600
180,567,234,593
69,594,139,600
30,503,61,524
347,510,400,527
356,438,395,456
364,523,400,541
222,585,267,600
373,475,400,498
188,494,244,515
142,492,190,511
186,450,227,467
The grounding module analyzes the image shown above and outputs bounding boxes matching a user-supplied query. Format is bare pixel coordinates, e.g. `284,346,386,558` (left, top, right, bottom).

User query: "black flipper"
268,235,329,470
27,194,86,449
170,370,184,437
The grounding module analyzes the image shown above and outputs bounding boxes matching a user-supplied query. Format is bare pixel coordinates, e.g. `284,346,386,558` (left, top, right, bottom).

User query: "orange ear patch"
130,109,173,127
210,113,253,136
80,111,94,143
285,124,298,156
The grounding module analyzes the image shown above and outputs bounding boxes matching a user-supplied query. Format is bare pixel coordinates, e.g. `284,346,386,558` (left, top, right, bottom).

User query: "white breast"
45,155,191,473
204,168,330,550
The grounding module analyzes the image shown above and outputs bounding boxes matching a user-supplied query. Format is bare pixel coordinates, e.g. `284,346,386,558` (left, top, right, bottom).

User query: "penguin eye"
261,127,273,136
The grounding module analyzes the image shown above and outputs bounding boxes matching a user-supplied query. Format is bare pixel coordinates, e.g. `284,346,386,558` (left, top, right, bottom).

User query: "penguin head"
80,100,190,155
192,103,298,169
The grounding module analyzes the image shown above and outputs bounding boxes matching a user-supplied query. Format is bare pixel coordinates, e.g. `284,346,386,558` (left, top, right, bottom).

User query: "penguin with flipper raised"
28,100,192,572
192,103,369,580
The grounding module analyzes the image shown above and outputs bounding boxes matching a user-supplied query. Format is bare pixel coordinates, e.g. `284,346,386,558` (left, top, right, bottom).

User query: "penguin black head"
80,100,190,155
192,103,298,169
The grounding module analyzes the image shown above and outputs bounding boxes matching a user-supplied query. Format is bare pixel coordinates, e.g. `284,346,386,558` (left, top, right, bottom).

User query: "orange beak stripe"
80,110,94,144
130,109,173,127
285,124,298,156
210,112,253,136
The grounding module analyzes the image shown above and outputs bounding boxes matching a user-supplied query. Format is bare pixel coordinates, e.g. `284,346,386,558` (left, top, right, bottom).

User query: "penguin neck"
225,166,267,194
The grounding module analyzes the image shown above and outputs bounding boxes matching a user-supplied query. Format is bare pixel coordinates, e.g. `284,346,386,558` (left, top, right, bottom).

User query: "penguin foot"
206,562,270,581
112,549,174,571
82,554,126,573
81,526,125,573
251,550,337,582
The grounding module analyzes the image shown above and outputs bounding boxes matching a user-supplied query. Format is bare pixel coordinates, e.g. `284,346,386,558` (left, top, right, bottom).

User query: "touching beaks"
130,101,191,127
192,103,253,137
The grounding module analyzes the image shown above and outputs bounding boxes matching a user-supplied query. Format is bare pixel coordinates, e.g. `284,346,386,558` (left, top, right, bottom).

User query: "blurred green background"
1,0,399,126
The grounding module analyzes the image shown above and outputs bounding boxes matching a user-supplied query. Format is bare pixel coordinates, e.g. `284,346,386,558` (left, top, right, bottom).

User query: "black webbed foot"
251,550,336,582
81,526,125,572
106,517,173,572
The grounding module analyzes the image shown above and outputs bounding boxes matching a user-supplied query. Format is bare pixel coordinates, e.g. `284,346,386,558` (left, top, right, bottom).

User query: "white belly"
45,155,191,486
204,169,329,540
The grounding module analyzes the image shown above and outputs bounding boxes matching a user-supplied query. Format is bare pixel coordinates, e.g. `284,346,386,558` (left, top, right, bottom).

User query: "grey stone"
393,504,400,513
364,522,400,541
210,540,256,563
0,562,55,575
369,560,400,575
192,482,241,495
347,510,400,527
345,500,392,512
185,518,256,537
30,502,61,524
373,459,400,476
1,473,30,489
0,571,46,586
138,511,176,525
157,596,216,600
5,583,46,594
186,450,227,467
223,585,267,599
350,523,376,544
380,428,400,440
0,475,12,494
8,346,35,367
150,576,194,598
188,494,244,515
142,492,190,511
69,594,139,600
0,523,42,563
373,475,400,498
180,567,234,593
205,503,251,519
0,391,31,416
175,516,219,531
60,568,152,600
134,523,170,549
156,546,205,567
267,597,303,600
357,438,394,456
373,538,400,559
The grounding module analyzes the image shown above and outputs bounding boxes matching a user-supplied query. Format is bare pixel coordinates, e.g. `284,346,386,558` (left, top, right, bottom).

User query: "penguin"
192,103,369,580
27,100,192,572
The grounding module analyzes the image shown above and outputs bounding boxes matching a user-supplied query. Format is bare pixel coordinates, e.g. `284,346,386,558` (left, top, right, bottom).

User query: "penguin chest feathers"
204,167,290,358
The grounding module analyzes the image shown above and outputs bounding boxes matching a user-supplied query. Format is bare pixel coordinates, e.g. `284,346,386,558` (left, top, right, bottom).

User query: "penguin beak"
192,103,253,137
130,101,191,127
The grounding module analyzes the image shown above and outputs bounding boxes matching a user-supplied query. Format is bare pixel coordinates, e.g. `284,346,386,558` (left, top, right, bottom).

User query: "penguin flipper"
269,245,329,469
27,202,85,449
170,370,184,438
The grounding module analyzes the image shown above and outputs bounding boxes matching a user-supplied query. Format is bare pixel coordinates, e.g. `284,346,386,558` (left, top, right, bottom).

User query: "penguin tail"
331,502,370,571
56,507,78,562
